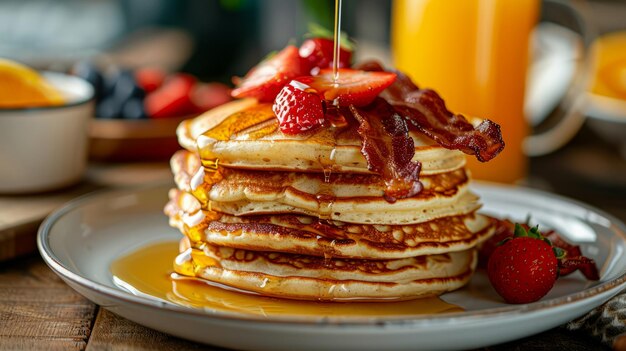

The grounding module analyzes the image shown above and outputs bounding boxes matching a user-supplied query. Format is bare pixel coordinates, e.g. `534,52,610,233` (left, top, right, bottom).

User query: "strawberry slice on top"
296,68,396,107
231,45,308,102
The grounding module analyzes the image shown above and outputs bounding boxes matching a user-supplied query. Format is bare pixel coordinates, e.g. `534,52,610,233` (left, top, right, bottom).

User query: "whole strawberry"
299,37,352,73
487,224,564,304
272,80,325,134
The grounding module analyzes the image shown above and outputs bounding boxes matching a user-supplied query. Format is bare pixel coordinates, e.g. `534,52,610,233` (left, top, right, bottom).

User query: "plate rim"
586,92,626,123
37,182,626,327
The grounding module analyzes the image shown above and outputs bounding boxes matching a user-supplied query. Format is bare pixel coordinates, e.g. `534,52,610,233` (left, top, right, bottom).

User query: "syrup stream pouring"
332,0,342,85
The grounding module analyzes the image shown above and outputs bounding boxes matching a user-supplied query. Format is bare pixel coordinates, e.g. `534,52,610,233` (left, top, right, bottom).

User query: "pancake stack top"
165,41,504,301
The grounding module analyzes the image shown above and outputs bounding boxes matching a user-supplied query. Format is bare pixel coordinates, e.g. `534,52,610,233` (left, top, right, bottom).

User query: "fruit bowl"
71,64,232,162
0,72,94,193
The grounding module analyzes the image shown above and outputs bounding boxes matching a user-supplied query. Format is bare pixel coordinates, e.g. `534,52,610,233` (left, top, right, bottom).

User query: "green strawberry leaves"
500,223,566,260
553,246,566,260
305,23,355,51
514,223,544,239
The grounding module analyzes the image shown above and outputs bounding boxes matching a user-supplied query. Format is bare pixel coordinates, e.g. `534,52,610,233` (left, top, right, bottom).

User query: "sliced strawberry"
231,46,308,102
299,38,352,73
272,81,325,135
296,69,396,107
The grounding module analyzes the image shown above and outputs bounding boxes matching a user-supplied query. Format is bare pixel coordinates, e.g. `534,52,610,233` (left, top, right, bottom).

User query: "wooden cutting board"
0,162,172,261
0,183,101,261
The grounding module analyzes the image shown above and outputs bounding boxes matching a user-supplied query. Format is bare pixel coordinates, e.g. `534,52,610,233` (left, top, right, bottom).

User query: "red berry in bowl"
145,73,196,119
191,82,232,113
135,67,166,94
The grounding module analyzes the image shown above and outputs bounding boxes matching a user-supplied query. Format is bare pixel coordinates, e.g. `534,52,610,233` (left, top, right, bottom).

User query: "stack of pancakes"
165,98,495,301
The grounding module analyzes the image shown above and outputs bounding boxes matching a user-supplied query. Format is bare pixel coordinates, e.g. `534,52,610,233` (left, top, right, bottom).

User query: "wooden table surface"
1,126,624,351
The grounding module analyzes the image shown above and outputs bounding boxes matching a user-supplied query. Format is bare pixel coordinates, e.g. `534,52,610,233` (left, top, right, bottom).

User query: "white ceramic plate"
38,183,626,351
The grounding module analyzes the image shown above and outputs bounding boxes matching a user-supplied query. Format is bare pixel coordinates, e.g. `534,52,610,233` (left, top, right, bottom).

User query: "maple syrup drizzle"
332,0,343,84
201,104,276,142
111,241,464,316
193,104,276,210
315,122,341,263
316,0,341,248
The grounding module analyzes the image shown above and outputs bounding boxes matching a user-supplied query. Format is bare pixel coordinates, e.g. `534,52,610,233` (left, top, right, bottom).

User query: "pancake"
166,93,494,301
166,188,495,259
172,149,467,197
170,150,480,225
177,100,466,175
206,178,478,225
174,242,477,301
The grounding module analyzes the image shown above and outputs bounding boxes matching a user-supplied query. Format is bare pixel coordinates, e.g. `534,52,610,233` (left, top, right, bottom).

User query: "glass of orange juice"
392,0,589,183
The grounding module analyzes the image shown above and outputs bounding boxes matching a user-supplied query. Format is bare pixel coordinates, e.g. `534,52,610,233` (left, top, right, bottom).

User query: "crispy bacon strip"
546,231,600,280
349,98,422,203
357,60,505,162
558,257,600,280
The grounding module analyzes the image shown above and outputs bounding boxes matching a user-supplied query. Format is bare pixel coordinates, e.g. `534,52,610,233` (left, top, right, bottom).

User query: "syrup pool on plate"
110,241,463,317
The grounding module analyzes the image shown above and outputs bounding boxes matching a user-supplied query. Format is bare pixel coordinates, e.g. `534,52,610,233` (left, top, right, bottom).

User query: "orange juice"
392,0,540,183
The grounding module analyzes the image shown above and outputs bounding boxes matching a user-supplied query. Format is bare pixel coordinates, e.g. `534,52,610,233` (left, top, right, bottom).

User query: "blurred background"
0,0,393,80
0,0,624,77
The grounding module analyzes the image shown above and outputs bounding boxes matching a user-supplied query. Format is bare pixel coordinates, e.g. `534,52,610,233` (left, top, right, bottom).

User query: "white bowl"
0,72,94,193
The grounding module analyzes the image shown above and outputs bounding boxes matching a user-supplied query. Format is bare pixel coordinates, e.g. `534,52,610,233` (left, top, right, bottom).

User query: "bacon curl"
349,98,422,202
357,60,505,162
546,231,600,280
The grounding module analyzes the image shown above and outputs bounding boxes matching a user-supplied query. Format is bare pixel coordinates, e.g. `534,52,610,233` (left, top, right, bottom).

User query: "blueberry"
121,98,147,119
114,70,146,102
102,70,120,99
98,69,146,118
72,61,104,101
96,96,123,119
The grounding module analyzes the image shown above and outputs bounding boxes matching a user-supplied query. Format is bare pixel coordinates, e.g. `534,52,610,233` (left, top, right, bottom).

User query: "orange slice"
590,31,626,101
0,58,64,108
598,58,626,99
